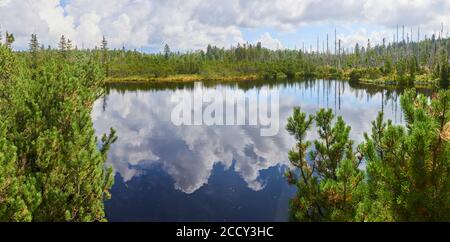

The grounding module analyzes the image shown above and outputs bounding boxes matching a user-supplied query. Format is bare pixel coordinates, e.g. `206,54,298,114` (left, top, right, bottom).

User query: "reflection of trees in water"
107,79,440,95
97,79,441,195
348,81,443,124
106,82,196,94
105,79,437,125
107,78,325,93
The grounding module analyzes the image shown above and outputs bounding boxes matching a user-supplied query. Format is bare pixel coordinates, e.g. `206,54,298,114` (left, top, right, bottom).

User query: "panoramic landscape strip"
0,0,449,225
1,29,449,222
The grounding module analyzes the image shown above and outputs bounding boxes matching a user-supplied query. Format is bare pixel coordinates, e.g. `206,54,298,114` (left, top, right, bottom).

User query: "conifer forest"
0,1,449,223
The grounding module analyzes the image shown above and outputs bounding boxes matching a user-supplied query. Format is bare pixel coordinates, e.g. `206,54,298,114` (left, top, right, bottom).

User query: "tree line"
110,32,448,84
3,29,449,84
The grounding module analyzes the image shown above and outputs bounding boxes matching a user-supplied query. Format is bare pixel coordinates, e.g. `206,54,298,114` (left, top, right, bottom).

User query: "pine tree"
0,42,117,222
286,108,363,221
0,122,38,222
0,43,17,93
359,89,450,221
310,109,363,221
285,107,318,221
408,56,417,83
286,89,449,222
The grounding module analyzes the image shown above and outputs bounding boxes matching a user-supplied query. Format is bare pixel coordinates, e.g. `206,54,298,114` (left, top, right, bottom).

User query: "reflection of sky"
105,163,295,222
92,80,403,221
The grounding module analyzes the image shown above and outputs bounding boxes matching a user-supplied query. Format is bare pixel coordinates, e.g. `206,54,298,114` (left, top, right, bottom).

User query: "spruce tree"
58,35,67,53
66,39,73,51
164,44,171,59
100,36,109,76
28,34,40,69
4,32,14,49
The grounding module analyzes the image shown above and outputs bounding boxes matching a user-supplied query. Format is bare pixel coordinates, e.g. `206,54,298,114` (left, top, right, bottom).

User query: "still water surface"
92,79,425,222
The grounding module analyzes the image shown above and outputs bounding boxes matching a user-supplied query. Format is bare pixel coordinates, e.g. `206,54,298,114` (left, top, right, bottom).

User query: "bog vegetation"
286,90,450,221
0,30,449,221
0,34,116,221
6,28,450,85
104,29,449,86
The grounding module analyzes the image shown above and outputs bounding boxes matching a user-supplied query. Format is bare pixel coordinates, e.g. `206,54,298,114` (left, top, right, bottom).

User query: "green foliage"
1,30,449,222
0,42,116,222
359,90,450,221
101,36,110,77
286,89,450,222
0,45,17,94
395,59,408,83
89,36,450,85
383,58,393,75
286,108,363,221
4,31,15,48
438,47,449,83
164,44,171,59
0,121,38,222
408,56,418,82
349,68,363,82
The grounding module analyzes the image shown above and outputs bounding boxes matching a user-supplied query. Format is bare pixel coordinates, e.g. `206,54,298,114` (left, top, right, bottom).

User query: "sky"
0,0,449,53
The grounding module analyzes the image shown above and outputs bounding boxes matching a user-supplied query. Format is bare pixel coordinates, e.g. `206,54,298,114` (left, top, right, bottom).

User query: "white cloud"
0,0,449,50
256,32,283,50
338,28,392,50
92,84,294,194
75,12,102,47
91,81,403,194
0,0,10,7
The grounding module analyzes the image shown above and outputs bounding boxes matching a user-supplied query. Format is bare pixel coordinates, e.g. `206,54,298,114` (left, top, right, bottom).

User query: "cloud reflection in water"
92,80,402,194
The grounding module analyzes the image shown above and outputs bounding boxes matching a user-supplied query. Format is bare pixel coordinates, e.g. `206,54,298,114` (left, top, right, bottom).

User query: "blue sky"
242,23,388,50
60,0,69,6
0,0,449,52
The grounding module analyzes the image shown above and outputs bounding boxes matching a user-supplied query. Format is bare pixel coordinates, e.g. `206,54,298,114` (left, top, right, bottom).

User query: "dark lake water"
92,79,431,222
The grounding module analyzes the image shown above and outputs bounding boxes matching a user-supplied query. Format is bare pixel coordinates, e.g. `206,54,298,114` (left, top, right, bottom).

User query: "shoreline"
106,74,445,89
106,74,260,84
356,78,440,88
